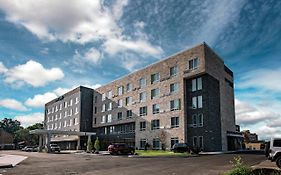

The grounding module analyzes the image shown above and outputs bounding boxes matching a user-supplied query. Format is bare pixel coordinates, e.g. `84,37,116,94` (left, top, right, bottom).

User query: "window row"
99,66,180,101
140,137,180,149
47,118,79,130
139,117,179,131
47,97,79,114
102,124,135,135
47,108,79,122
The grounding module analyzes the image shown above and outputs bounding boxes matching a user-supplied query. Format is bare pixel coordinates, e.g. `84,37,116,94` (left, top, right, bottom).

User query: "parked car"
50,144,60,152
22,146,36,152
171,143,191,153
267,138,281,168
108,143,135,155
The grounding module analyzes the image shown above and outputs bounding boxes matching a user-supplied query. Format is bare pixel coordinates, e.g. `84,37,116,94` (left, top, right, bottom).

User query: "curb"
128,155,199,158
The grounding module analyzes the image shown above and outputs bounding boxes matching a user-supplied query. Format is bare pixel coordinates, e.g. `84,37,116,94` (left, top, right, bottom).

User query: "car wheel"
276,157,281,168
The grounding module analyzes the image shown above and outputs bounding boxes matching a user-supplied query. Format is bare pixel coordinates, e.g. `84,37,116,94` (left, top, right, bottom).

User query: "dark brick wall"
80,87,94,132
185,74,222,151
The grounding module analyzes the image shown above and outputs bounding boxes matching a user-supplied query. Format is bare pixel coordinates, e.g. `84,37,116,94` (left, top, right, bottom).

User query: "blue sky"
0,0,280,139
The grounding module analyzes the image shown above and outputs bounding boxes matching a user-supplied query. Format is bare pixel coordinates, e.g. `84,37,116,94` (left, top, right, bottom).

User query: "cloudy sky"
0,0,280,139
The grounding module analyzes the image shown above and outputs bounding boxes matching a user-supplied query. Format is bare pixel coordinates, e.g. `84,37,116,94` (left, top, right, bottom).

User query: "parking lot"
0,151,269,175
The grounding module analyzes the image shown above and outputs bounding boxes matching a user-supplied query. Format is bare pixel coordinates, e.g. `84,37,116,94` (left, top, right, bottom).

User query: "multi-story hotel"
44,43,241,152
44,86,93,149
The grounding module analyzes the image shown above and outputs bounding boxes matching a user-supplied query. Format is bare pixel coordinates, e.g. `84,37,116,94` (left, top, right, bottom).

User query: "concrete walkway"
0,154,27,168
252,159,280,170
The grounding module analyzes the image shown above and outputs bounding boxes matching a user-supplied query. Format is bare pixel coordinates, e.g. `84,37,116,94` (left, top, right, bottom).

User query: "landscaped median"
132,150,196,158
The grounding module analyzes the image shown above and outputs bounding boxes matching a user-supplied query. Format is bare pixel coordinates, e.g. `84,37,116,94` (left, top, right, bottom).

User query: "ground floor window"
153,138,160,150
170,137,179,148
193,136,203,150
140,139,146,149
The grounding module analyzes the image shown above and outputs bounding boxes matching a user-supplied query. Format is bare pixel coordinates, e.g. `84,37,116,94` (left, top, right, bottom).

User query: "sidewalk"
252,159,280,170
0,154,27,168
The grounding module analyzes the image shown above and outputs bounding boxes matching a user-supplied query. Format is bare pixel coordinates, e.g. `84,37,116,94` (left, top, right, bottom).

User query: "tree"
0,118,22,135
14,123,43,146
159,129,167,150
86,136,93,153
94,137,100,153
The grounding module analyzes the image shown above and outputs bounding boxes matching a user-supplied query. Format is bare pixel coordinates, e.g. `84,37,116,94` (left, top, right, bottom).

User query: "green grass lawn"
135,150,191,157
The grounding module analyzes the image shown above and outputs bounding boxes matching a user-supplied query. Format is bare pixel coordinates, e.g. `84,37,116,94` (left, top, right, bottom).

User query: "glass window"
140,121,146,131
170,99,181,111
107,114,112,123
140,139,147,149
59,104,62,110
170,66,178,77
273,140,281,147
102,104,106,112
199,136,203,149
117,86,124,96
75,97,79,104
170,83,179,93
117,112,122,120
125,96,132,106
152,104,160,114
139,106,147,116
171,117,179,128
139,92,146,102
171,137,179,148
192,79,197,92
192,97,197,109
192,114,197,127
151,88,160,99
101,115,106,123
151,119,160,130
70,99,73,106
108,102,112,111
69,109,73,116
151,72,160,84
189,58,199,70
139,78,146,88
192,77,202,92
193,136,198,147
102,93,106,101
198,96,203,108
118,99,123,108
127,110,132,118
197,78,202,90
153,138,160,149
198,114,203,127
126,83,133,92
107,90,112,99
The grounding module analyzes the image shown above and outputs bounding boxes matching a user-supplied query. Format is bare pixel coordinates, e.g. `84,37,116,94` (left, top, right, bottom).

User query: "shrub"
94,137,100,153
225,156,252,175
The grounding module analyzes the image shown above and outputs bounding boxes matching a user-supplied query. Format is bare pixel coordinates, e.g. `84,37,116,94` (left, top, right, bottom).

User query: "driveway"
0,150,267,175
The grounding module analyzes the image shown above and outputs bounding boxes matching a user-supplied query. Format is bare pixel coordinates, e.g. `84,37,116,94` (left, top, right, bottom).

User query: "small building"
245,141,265,150
0,128,14,150
242,130,258,143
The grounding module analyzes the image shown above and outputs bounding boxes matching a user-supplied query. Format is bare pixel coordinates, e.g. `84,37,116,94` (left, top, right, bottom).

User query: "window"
101,115,106,123
75,97,79,104
108,102,112,111
69,109,73,116
54,123,57,129
170,99,181,111
189,57,199,70
127,110,132,118
192,114,197,127
199,136,203,149
55,106,58,112
170,66,178,77
109,126,114,134
140,121,146,131
192,96,202,109
192,77,202,92
170,83,179,93
171,117,179,128
59,122,61,128
139,78,146,88
64,101,67,108
193,136,197,147
107,114,112,123
193,136,203,149
59,113,62,119
192,114,203,127
75,107,78,114
139,106,147,116
198,114,203,127
70,99,73,106
94,107,97,114
64,111,67,117
64,120,67,127
107,90,112,99
117,112,122,120
102,104,106,112
151,88,160,99
118,99,123,108
125,96,132,106
151,72,160,84
126,83,133,92
139,92,146,102
52,107,54,113
55,114,58,120
151,119,160,130
94,118,96,125
153,138,160,150
73,118,76,126
102,93,106,101
171,137,179,148
69,119,72,126
273,139,281,147
117,86,124,96
140,139,147,149
59,104,62,110
152,104,160,114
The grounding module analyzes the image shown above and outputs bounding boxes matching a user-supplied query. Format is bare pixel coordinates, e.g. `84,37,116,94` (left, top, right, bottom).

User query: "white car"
268,138,281,168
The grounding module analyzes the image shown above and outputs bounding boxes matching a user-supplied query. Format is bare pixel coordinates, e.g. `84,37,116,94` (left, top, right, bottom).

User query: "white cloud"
0,0,162,58
238,67,281,92
73,48,102,65
25,92,57,108
0,98,28,111
25,84,101,108
15,112,44,127
1,60,64,87
254,126,281,140
0,62,8,73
